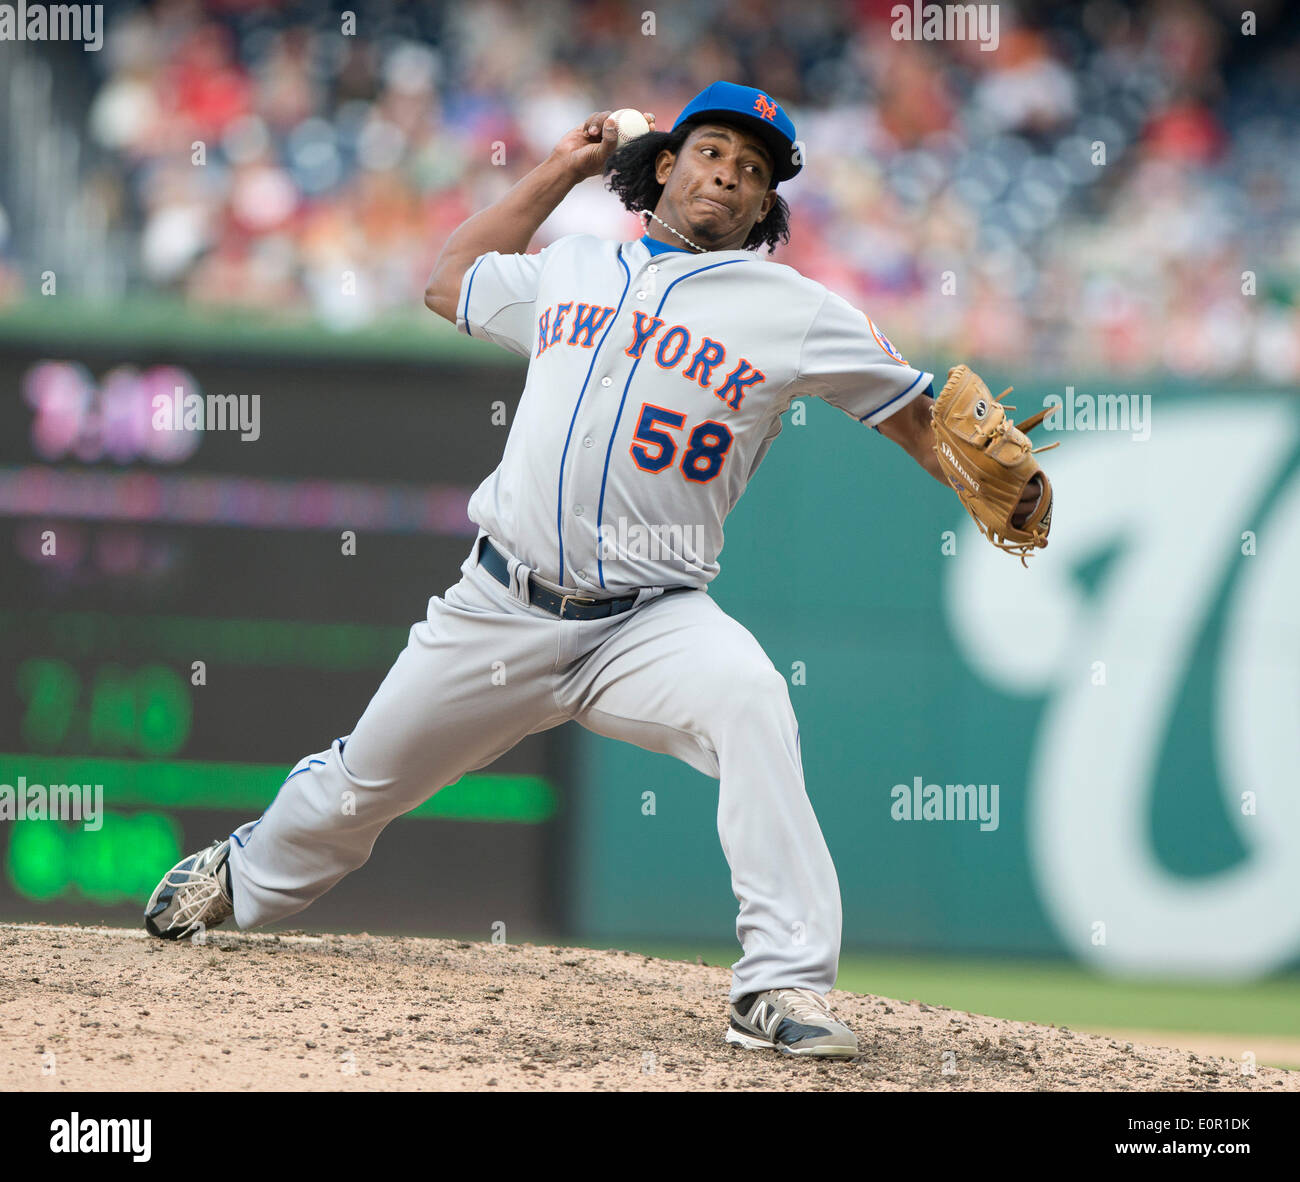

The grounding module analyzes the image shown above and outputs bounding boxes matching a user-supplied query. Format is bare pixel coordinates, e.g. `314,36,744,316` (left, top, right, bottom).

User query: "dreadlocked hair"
602,122,791,254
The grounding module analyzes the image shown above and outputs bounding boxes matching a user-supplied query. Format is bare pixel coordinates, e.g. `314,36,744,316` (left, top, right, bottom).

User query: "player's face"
654,124,777,249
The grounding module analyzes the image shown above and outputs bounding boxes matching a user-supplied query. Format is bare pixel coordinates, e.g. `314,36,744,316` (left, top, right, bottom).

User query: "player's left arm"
875,392,944,483
795,292,1044,530
876,389,1044,528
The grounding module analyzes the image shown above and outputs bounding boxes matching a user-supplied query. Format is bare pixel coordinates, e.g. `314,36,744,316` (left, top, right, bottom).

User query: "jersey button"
583,436,594,447
574,505,584,516
576,569,588,580
635,290,647,299
600,376,612,387
647,264,659,273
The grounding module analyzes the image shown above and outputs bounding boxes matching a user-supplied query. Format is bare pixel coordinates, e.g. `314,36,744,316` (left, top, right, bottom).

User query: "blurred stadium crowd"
3,0,1298,380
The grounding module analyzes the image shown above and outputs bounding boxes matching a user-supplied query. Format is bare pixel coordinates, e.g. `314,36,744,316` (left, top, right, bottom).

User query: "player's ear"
756,189,777,223
654,148,676,185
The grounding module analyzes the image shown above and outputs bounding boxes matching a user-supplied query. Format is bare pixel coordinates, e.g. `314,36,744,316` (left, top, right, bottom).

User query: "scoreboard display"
0,341,572,938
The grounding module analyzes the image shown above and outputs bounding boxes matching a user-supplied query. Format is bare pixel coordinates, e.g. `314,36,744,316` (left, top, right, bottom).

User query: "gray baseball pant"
226,534,842,1001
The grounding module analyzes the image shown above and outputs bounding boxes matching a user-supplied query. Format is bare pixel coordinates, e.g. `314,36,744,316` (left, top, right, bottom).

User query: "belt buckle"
558,592,597,618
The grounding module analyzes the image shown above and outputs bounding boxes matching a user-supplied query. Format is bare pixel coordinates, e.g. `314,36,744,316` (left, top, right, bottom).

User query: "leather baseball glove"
930,365,1057,565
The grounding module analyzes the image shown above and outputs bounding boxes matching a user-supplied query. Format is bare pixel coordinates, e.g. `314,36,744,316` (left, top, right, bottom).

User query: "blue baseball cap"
671,81,801,183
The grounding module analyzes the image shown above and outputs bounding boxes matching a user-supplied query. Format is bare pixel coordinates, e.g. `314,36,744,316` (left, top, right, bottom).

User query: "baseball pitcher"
144,81,1053,1059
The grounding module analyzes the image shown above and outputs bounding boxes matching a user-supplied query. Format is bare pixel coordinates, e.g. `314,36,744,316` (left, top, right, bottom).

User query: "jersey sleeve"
796,290,934,427
455,246,552,357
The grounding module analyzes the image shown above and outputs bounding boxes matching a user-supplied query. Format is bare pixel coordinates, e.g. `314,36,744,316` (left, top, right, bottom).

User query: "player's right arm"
422,111,624,324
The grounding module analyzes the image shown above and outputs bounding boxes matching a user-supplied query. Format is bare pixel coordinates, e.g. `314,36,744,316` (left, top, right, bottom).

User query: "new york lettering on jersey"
537,303,766,412
456,234,933,592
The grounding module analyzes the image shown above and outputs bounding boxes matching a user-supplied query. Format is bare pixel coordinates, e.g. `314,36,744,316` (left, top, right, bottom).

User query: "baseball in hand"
609,108,651,147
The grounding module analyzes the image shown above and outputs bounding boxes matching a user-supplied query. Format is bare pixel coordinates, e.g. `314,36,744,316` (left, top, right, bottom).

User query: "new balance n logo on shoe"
751,1001,780,1039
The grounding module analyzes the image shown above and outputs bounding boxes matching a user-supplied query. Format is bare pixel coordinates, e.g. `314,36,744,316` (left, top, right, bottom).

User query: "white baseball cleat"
143,838,234,941
725,988,859,1058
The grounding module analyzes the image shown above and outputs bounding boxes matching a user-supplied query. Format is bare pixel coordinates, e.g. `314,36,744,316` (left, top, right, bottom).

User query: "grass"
597,942,1300,1039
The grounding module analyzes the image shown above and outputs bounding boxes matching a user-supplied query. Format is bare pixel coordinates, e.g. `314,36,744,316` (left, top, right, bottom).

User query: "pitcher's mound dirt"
1,924,1293,1092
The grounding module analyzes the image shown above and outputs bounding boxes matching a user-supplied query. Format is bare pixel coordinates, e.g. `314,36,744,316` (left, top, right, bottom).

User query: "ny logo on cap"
753,94,778,121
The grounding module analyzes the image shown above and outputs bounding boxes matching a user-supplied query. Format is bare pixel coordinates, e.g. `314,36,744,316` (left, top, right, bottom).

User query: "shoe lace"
166,866,231,937
776,988,835,1024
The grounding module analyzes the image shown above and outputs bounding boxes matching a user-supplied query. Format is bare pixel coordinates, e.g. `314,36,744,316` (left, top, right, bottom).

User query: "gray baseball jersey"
458,233,933,590
225,231,931,1004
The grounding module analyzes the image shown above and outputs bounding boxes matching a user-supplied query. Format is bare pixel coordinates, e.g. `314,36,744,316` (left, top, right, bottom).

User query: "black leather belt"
477,536,641,620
